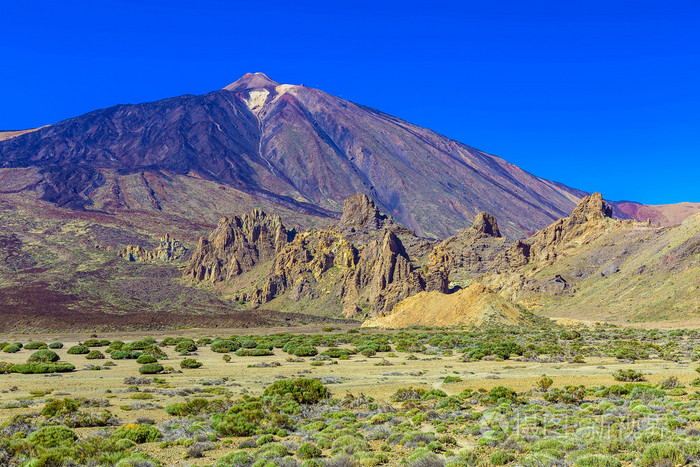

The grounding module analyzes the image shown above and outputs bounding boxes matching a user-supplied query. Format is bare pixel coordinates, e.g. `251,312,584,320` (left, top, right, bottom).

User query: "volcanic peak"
223,72,280,92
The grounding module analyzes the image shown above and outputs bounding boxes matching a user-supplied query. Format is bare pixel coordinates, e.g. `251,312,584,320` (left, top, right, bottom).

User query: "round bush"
67,345,90,355
139,363,164,374
25,341,47,350
285,344,318,357
28,349,60,363
113,424,162,443
298,443,322,459
27,425,77,448
263,378,329,404
136,354,157,364
85,350,105,360
48,342,64,349
180,358,203,369
238,338,258,349
141,344,167,359
211,339,241,353
174,340,197,353
3,344,20,353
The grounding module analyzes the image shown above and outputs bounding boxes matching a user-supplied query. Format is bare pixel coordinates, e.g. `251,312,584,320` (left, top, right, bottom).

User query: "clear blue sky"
2,0,698,204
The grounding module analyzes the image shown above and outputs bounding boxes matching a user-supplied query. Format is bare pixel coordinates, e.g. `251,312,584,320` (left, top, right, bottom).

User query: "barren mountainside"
0,72,603,239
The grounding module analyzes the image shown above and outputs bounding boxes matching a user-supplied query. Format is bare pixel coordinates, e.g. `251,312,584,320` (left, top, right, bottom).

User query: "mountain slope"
0,72,596,238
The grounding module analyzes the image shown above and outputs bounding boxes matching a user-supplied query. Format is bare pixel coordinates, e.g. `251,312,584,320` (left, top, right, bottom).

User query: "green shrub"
86,350,105,360
211,339,241,353
443,376,462,383
113,424,162,443
174,340,197,353
536,376,554,390
235,348,273,357
28,349,60,363
122,340,150,351
321,348,351,358
180,358,203,369
139,363,164,374
485,386,518,404
165,398,213,416
9,362,75,373
215,451,254,466
490,449,516,465
237,338,258,349
196,337,213,345
48,342,64,349
3,344,20,353
613,369,644,382
141,344,167,359
83,338,110,347
263,378,329,404
543,385,586,404
42,398,80,417
27,425,77,448
298,442,322,459
361,348,377,357
111,350,140,359
25,341,47,350
211,412,257,436
286,344,318,357
67,345,90,355
640,442,685,467
136,354,157,364
561,330,581,340
573,454,622,467
108,340,125,351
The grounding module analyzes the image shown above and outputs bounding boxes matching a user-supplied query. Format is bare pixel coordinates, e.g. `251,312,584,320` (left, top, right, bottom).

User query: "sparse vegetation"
0,326,699,465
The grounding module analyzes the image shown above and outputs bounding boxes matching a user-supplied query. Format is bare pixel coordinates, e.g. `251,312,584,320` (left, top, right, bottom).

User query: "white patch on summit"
245,89,270,114
275,84,296,95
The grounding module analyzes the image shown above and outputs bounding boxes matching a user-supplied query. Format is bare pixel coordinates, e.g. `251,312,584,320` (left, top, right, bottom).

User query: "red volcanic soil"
617,201,700,226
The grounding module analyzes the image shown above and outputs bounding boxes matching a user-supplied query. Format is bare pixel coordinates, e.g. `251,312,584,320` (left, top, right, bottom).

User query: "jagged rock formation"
118,234,188,262
525,192,614,263
241,229,358,305
424,212,509,283
338,194,390,232
471,212,502,238
183,210,289,282
340,230,428,318
185,194,448,318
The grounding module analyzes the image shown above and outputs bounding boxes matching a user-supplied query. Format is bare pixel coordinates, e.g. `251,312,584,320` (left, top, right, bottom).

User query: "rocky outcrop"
471,212,501,238
340,230,427,318
240,230,359,305
526,192,614,263
424,211,510,283
185,194,451,318
118,234,187,262
338,194,390,232
183,210,289,282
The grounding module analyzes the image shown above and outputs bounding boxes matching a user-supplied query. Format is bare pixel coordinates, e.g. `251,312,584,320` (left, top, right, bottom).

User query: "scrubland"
1,325,700,466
